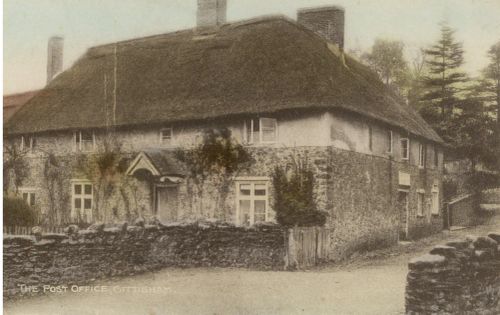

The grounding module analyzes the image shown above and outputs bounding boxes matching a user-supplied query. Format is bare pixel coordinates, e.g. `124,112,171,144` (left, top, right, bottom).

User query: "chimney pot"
47,36,64,84
297,6,345,50
197,0,227,28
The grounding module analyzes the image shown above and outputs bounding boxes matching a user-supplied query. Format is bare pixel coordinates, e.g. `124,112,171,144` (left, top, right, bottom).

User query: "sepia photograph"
2,0,500,314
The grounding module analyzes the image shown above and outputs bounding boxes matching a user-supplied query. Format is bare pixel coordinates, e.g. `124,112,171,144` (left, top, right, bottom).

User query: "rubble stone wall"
405,233,500,314
3,222,286,299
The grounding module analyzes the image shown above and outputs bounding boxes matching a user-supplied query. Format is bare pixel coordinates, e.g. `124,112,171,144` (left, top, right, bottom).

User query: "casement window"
19,188,36,207
386,130,393,153
74,131,95,152
20,135,36,152
418,143,426,168
159,128,173,145
368,126,373,151
244,118,277,144
417,191,425,217
401,138,410,160
236,180,270,226
71,181,93,222
431,185,440,215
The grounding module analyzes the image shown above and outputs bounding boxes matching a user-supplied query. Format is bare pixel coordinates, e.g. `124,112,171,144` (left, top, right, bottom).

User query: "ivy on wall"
175,128,253,220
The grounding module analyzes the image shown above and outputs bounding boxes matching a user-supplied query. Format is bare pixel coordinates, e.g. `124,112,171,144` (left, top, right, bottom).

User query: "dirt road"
4,216,499,315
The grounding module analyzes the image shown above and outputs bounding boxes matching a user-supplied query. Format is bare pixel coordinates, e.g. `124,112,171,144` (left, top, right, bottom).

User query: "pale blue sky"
4,0,500,94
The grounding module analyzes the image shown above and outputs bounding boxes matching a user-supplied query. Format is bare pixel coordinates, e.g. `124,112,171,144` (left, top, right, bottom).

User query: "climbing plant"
272,155,327,227
76,136,135,222
175,128,253,220
3,140,28,193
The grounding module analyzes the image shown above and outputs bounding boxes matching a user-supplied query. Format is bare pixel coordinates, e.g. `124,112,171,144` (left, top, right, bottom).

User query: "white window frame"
235,179,271,226
19,187,37,207
20,135,36,152
417,190,425,217
244,118,278,144
401,138,410,160
418,143,426,168
431,185,440,215
159,127,174,146
387,130,393,154
73,131,96,152
71,180,94,222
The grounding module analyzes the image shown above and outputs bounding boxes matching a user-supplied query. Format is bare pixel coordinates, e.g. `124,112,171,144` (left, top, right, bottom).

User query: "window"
74,131,95,152
431,185,439,215
20,189,36,207
160,128,173,145
72,181,93,222
244,118,277,144
386,130,393,153
20,135,36,152
401,138,409,160
418,143,426,168
368,126,373,151
236,180,270,226
417,191,424,217
434,147,439,167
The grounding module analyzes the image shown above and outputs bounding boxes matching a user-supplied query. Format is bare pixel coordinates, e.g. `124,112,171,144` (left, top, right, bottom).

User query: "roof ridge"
88,15,293,53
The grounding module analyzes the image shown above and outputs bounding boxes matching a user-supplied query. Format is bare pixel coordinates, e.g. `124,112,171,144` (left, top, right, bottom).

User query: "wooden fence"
285,227,331,269
3,225,65,236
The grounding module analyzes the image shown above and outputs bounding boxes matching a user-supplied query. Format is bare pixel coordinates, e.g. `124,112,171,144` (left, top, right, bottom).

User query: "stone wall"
448,194,477,227
406,233,500,314
3,221,286,299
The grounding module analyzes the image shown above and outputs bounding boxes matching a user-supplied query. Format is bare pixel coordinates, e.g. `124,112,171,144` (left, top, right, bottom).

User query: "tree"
407,49,428,110
175,128,252,220
481,41,500,170
420,22,467,129
361,39,409,89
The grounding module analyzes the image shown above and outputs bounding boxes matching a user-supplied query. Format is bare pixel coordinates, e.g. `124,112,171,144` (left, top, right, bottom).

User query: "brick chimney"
297,6,345,50
46,36,64,84
197,0,227,28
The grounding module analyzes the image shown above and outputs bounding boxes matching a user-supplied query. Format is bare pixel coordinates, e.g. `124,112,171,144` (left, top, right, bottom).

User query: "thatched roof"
6,16,442,143
3,90,39,123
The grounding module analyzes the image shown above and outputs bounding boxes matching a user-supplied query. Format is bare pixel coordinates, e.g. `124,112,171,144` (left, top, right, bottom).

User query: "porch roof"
126,149,187,178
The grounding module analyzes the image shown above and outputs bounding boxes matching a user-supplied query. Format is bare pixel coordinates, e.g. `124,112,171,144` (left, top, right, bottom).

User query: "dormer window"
160,128,173,146
244,118,277,144
74,131,95,152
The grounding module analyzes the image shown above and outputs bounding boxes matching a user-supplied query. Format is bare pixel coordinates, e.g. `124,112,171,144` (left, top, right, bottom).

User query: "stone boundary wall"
3,221,286,299
406,233,500,314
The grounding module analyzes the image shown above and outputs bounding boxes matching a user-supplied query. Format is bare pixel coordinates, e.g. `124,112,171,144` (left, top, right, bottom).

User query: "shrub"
272,157,327,227
3,197,37,227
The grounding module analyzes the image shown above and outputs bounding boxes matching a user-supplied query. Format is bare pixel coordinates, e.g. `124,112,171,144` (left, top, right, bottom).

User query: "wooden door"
156,186,178,223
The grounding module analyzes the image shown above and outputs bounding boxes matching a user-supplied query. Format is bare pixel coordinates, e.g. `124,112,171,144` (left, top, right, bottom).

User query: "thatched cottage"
4,1,444,257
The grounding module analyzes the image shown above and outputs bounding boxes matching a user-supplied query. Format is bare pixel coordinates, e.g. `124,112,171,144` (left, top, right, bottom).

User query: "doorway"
155,185,179,223
397,190,409,240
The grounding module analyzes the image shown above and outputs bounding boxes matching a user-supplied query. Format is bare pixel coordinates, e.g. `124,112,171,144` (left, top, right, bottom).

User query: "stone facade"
3,221,286,299
5,109,445,260
406,233,500,314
